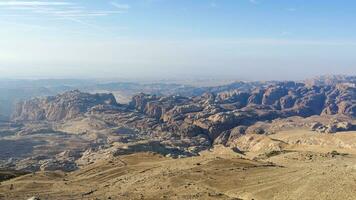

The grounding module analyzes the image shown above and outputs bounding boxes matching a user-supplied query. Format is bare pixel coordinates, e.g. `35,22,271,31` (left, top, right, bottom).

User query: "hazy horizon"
0,0,355,80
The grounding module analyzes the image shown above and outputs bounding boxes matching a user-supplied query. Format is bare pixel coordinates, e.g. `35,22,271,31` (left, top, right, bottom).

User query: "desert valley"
1,0,356,199
0,75,354,200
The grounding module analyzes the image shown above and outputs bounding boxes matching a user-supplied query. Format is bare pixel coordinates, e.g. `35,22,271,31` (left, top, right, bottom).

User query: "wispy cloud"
110,2,130,10
0,1,130,35
0,1,130,18
33,9,126,17
0,1,72,6
210,38,356,46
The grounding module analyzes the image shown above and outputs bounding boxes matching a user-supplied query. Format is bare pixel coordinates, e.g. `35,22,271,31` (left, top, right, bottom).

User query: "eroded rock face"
262,86,289,106
292,93,326,116
207,112,240,139
127,81,354,144
217,91,250,106
213,131,230,146
280,94,297,109
12,90,118,121
129,93,155,112
173,104,203,116
248,88,265,105
7,77,356,157
310,121,353,134
179,123,207,138
130,94,189,120
338,102,356,117
124,80,355,144
39,159,77,172
336,121,353,131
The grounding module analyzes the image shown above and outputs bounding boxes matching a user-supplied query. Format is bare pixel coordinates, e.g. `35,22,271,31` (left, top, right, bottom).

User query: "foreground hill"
1,129,356,200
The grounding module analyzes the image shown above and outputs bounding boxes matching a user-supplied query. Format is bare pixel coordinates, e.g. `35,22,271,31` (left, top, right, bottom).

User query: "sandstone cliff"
12,90,118,121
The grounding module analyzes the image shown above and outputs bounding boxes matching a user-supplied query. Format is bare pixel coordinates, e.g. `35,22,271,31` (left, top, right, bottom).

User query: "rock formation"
12,90,118,121
0,76,355,174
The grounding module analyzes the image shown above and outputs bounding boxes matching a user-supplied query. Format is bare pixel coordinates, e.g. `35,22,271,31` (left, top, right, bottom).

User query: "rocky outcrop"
305,75,356,86
129,93,157,112
248,88,264,105
125,79,355,144
262,86,289,106
179,123,207,138
12,90,118,121
280,94,297,109
217,90,250,105
130,94,189,120
206,112,240,139
27,197,41,200
9,77,356,150
39,159,77,172
310,121,353,133
127,80,356,127
292,93,326,116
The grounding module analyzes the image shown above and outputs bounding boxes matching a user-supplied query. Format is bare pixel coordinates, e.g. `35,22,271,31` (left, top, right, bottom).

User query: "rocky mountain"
1,77,354,175
12,79,355,142
0,79,258,120
123,82,354,143
12,90,118,121
305,75,356,86
131,81,355,119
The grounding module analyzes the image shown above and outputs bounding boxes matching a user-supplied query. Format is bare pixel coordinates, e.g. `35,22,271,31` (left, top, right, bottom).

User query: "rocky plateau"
0,76,355,200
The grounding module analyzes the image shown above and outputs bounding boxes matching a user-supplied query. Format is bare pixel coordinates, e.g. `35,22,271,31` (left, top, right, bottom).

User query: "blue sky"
0,0,355,80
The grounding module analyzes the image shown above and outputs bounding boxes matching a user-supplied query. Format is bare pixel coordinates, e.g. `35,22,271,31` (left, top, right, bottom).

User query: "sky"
0,0,355,81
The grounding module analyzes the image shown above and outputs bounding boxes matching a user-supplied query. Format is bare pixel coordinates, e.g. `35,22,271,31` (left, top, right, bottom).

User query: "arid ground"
1,129,355,200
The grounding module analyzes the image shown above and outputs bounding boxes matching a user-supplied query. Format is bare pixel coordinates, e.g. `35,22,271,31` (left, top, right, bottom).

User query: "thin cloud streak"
33,9,127,17
203,38,356,46
0,1,129,18
0,0,130,33
0,1,72,6
110,2,130,10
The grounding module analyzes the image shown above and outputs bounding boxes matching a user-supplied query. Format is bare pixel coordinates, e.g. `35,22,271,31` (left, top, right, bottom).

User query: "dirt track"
1,130,356,200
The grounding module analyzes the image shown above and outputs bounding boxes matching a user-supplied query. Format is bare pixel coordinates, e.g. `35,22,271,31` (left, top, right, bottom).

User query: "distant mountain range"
0,75,355,120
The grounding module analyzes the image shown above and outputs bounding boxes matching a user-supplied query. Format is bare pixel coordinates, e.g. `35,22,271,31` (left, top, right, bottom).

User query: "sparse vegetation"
0,170,28,182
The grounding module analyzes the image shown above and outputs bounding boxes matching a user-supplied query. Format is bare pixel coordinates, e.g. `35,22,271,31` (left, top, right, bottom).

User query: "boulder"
180,123,207,138
227,126,247,144
324,124,337,134
245,122,271,135
336,122,353,131
27,197,41,200
173,104,203,114
310,122,323,131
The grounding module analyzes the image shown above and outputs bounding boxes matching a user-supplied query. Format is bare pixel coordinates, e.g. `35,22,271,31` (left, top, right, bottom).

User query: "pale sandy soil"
0,130,356,200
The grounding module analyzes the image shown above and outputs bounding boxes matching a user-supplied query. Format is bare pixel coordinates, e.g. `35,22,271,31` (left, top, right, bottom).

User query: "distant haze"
0,0,355,80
